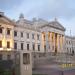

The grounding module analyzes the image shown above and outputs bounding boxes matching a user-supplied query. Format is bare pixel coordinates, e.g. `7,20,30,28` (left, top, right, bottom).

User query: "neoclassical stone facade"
0,12,75,75
65,36,75,54
16,14,66,54
0,12,32,75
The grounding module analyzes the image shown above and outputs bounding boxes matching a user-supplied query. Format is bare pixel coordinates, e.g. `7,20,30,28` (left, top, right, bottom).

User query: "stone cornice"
14,24,41,32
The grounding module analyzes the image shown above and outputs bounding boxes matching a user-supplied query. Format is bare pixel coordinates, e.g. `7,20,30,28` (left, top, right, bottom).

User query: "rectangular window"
7,55,11,60
0,54,2,60
23,53,30,64
27,44,29,50
27,33,29,39
38,45,40,51
37,34,40,40
0,41,2,48
7,28,10,35
14,42,17,49
7,41,10,48
32,34,34,39
21,43,23,50
32,43,35,51
14,31,17,37
0,28,2,33
21,32,23,37
44,45,46,52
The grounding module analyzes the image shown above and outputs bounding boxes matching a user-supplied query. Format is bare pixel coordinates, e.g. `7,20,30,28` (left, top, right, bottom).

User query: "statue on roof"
0,11,4,17
54,17,58,22
19,13,24,19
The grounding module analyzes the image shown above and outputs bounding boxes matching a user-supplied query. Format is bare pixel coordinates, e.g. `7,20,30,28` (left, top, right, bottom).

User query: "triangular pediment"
0,14,16,26
40,21,66,31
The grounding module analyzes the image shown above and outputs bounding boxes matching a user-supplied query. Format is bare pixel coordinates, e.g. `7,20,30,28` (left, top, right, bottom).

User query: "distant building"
65,36,75,54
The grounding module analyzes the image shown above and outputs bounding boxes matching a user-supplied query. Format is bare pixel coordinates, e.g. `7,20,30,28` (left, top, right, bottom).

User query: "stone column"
55,33,58,53
3,28,6,49
62,35,65,52
41,32,45,52
59,34,61,51
50,32,52,52
60,35,63,52
54,33,55,53
48,32,50,52
57,34,60,52
51,32,55,52
46,32,49,52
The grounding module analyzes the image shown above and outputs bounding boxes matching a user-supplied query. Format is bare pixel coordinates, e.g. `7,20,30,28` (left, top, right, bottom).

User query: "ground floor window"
0,54,2,60
23,53,30,64
0,41,2,48
7,55,11,60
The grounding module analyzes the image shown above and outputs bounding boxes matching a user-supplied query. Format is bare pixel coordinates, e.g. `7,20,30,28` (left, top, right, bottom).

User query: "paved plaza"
33,63,75,75
33,54,75,75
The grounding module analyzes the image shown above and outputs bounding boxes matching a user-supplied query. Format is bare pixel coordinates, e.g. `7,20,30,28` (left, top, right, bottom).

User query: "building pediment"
40,21,66,31
0,12,16,26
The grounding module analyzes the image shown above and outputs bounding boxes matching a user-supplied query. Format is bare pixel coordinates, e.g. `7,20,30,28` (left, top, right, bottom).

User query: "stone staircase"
33,53,75,69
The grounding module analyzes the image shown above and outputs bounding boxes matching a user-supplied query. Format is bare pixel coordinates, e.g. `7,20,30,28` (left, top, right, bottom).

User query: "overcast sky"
0,0,75,36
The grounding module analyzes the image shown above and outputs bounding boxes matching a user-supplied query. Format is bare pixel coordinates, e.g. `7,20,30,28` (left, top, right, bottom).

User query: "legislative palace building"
0,12,75,75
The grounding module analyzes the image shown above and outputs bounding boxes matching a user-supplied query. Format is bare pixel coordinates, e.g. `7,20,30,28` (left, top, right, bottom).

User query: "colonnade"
42,32,64,53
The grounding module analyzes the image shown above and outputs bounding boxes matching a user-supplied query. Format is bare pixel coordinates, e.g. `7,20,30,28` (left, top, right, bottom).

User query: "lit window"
7,41,10,48
14,31,17,37
7,28,10,35
0,41,2,48
23,53,30,64
0,28,2,33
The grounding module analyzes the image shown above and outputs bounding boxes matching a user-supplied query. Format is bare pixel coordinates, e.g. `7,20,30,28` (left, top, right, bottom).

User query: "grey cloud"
18,0,73,20
26,0,75,20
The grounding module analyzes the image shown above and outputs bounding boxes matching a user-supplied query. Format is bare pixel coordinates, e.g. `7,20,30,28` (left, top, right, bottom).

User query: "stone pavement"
33,63,75,75
33,54,75,75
